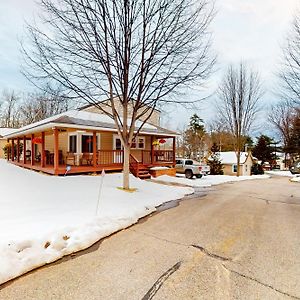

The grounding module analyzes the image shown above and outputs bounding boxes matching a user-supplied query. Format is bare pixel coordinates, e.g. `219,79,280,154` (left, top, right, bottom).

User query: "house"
0,128,18,159
219,151,255,176
3,102,177,178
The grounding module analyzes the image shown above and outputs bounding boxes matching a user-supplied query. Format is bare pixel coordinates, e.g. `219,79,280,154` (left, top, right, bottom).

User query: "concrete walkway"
1,177,300,299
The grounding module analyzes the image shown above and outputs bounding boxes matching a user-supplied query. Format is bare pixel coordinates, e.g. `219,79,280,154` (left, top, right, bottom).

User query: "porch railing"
129,154,140,177
153,150,174,163
97,150,124,165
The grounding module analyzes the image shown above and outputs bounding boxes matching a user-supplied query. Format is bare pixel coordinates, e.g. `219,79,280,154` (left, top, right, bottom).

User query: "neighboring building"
219,151,255,176
4,104,177,178
0,128,18,159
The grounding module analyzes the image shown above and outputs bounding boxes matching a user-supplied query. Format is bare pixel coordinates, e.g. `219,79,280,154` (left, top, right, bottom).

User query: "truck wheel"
196,174,203,178
185,169,193,179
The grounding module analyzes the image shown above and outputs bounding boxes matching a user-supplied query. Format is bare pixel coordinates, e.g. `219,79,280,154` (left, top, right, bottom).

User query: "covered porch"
7,127,176,176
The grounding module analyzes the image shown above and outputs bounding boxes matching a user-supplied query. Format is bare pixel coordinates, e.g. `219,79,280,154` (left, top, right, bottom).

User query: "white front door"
113,135,123,163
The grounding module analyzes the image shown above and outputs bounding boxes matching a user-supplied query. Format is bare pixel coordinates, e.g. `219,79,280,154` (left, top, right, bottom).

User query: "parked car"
175,158,204,179
200,164,210,175
290,160,300,174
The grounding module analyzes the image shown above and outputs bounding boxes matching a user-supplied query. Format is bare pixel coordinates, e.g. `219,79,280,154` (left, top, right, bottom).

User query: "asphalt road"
1,176,300,300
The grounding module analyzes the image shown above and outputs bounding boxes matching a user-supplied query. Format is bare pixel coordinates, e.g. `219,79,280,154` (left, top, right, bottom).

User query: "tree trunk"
123,145,130,190
236,149,241,177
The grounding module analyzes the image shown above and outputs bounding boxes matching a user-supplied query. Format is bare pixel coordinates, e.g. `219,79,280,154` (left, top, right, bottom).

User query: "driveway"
1,176,300,299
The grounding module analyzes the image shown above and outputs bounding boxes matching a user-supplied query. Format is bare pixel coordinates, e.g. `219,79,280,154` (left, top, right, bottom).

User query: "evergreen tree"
207,143,223,175
252,135,275,163
183,114,206,159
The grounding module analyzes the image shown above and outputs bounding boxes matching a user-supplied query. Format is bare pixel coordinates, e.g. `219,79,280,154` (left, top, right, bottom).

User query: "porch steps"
137,168,151,180
129,154,151,180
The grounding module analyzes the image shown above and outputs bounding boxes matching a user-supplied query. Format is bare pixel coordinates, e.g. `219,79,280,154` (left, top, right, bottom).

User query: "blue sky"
0,0,299,132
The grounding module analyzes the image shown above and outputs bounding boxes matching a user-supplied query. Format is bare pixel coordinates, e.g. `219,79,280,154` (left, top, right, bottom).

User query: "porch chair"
66,152,76,166
80,153,93,165
25,150,31,162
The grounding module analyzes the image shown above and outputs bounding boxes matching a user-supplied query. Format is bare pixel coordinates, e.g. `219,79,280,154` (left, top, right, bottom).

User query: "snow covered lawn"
0,160,193,285
153,174,270,187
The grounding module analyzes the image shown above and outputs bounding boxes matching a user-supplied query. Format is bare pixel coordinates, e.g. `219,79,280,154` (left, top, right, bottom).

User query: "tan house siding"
43,130,152,159
101,132,113,150
242,156,252,176
223,164,235,176
82,99,161,126
0,139,7,159
222,155,253,176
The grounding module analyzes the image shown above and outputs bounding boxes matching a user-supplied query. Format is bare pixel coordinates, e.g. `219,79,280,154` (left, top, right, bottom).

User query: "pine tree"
208,143,223,175
183,114,206,159
252,135,275,164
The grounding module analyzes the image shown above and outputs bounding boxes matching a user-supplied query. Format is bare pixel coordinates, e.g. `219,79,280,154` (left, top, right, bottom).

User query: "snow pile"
153,174,270,187
290,176,300,183
0,160,193,284
150,166,170,171
266,170,294,177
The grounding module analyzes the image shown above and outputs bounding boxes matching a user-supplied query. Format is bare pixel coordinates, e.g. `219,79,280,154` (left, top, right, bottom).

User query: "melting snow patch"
0,159,193,284
152,174,270,188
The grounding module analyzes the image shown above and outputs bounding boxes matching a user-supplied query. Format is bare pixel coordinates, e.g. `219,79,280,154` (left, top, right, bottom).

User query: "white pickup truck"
175,158,209,179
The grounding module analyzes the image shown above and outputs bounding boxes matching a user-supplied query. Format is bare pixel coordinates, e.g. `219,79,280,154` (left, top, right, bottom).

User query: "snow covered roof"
4,110,178,138
0,128,18,138
218,151,251,165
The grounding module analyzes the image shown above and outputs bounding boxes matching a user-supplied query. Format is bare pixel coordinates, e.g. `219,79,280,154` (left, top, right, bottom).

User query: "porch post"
11,139,15,162
41,132,45,168
17,138,20,162
31,134,35,166
172,137,176,167
151,136,154,164
53,128,59,175
93,131,97,167
23,136,26,165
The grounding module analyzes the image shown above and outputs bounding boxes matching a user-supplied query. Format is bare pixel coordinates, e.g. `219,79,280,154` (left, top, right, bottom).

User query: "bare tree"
279,15,300,105
19,88,71,126
22,0,216,189
0,90,21,128
216,63,262,176
268,100,297,165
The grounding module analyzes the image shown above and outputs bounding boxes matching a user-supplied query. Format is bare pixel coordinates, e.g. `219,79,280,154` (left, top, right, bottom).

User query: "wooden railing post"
23,136,26,165
16,138,20,162
53,128,59,175
11,139,15,162
41,132,45,167
172,137,176,167
31,134,35,166
93,131,97,167
151,136,154,164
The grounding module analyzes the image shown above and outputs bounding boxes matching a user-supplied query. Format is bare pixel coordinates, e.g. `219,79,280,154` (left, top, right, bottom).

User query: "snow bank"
149,166,170,171
290,176,300,183
153,174,270,187
0,160,193,284
266,170,294,177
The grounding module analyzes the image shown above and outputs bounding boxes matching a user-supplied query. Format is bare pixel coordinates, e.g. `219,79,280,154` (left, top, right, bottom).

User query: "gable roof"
218,151,252,165
4,110,177,138
78,98,161,113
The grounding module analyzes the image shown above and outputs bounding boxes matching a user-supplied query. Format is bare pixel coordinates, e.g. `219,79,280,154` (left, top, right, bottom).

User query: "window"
69,133,100,154
131,137,145,149
232,164,237,173
176,160,183,165
69,135,77,153
185,160,193,165
34,144,39,156
82,135,93,153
